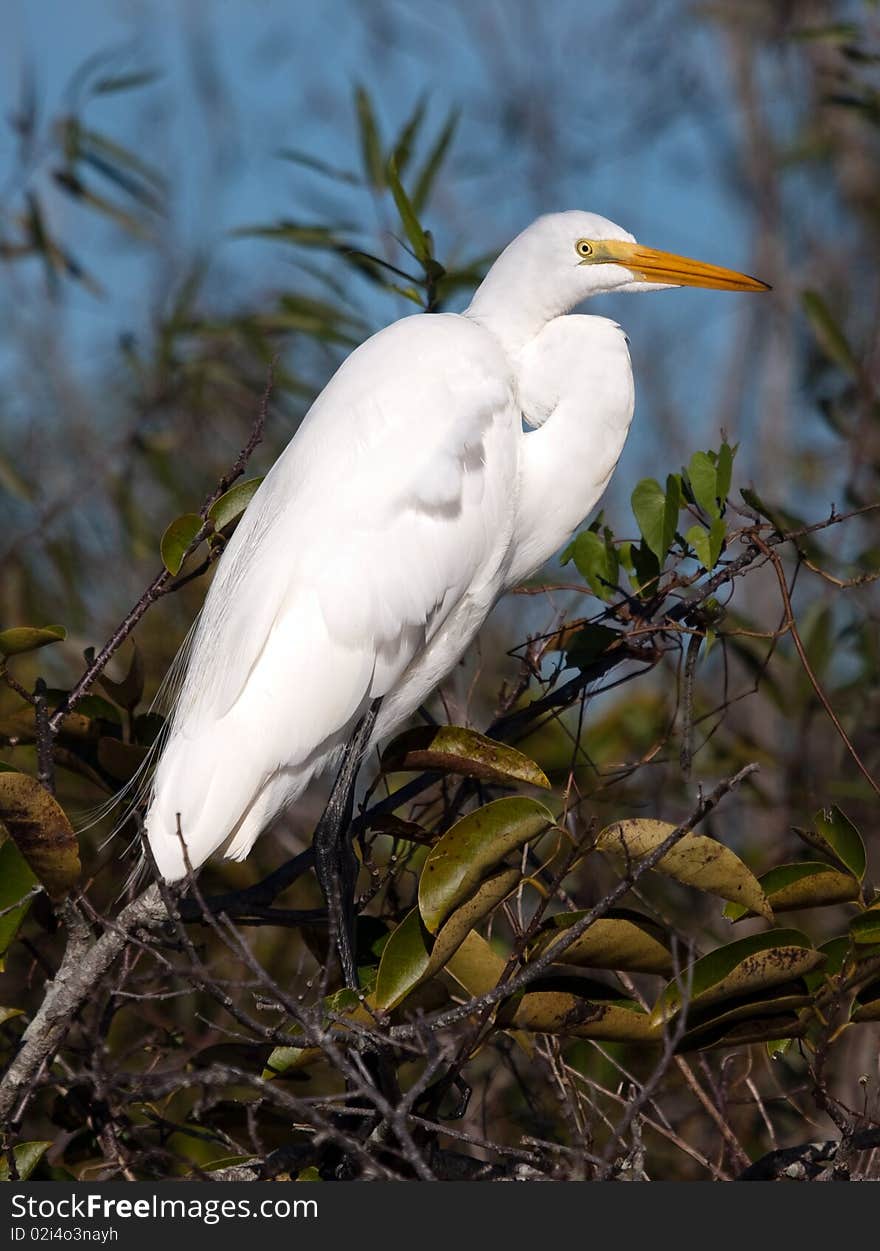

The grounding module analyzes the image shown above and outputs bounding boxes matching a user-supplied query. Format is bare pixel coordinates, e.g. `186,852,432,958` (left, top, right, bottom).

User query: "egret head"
466,210,769,341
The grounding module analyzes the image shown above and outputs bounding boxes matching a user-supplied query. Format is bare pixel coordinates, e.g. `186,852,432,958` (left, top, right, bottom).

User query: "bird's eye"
576,239,593,258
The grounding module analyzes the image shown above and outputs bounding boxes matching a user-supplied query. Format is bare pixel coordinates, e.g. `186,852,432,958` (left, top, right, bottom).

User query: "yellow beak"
591,240,770,292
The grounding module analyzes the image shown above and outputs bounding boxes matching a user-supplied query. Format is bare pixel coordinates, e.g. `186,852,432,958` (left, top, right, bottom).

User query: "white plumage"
145,210,767,880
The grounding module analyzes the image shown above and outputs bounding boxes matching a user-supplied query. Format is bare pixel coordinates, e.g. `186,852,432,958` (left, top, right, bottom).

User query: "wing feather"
146,313,517,876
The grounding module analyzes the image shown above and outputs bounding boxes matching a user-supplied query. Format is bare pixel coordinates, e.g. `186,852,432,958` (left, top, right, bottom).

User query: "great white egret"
144,210,768,983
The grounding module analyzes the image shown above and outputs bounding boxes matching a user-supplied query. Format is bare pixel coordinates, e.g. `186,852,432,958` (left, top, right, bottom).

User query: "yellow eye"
576,239,593,258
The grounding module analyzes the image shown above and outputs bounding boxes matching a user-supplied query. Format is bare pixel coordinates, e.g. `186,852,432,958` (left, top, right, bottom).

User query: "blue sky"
0,0,781,512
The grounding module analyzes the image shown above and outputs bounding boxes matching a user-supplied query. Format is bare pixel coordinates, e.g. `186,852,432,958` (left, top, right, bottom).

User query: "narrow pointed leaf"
412,108,459,214
386,157,430,265
802,290,859,376
354,86,384,189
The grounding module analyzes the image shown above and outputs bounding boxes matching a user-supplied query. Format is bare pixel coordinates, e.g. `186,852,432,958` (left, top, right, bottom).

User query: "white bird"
144,210,767,981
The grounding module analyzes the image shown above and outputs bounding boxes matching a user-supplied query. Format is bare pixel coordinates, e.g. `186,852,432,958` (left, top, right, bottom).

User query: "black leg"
313,698,381,989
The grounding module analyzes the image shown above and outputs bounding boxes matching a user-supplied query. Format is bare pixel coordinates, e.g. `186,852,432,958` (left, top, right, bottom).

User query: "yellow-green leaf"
375,866,521,1012
597,818,771,920
506,973,659,1043
724,861,860,920
0,1140,51,1181
160,512,203,575
0,772,80,900
688,451,720,519
850,907,880,946
652,929,823,1025
381,725,549,790
0,625,66,657
0,838,38,971
797,806,866,881
529,908,673,975
631,476,680,563
418,797,553,934
208,477,263,531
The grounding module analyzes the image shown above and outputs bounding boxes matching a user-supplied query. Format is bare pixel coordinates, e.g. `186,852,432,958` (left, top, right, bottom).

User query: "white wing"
145,312,518,878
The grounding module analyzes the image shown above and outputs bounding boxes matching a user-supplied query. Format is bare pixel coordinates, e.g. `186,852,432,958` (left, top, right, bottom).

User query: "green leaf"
373,908,433,1011
276,148,359,185
92,69,161,95
505,971,659,1043
0,1141,51,1181
231,220,343,247
386,157,430,266
381,725,549,790
629,540,660,595
679,980,813,1046
652,929,823,1025
0,625,66,657
160,513,203,575
0,840,38,971
391,94,427,175
597,818,771,920
208,477,263,532
562,529,619,600
375,867,521,1011
686,524,711,569
708,517,726,565
715,441,734,503
850,908,880,946
297,1167,322,1182
802,290,860,377
0,772,81,900
688,451,720,519
418,797,553,935
797,806,867,881
412,108,459,214
529,908,673,975
443,929,507,998
565,623,621,670
631,476,679,563
0,1006,24,1025
354,85,385,189
724,862,860,920
766,1036,795,1060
